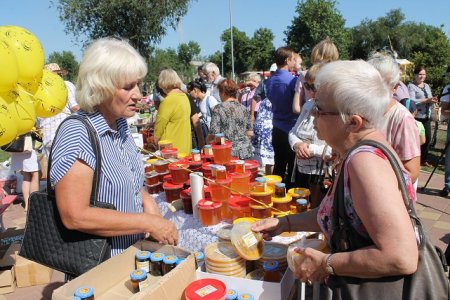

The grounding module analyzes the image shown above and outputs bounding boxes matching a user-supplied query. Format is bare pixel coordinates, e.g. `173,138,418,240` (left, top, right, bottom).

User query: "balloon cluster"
0,25,68,147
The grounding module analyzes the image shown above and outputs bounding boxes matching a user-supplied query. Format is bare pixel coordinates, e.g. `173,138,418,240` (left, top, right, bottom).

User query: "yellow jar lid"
288,187,311,197
272,211,290,218
233,217,258,225
271,194,292,203
158,140,173,145
146,158,159,164
204,242,243,264
263,175,282,184
249,203,273,209
250,186,274,196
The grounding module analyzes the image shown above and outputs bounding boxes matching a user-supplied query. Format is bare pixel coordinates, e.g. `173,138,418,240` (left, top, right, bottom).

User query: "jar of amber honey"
274,182,286,198
198,199,222,226
162,255,178,275
272,194,292,213
168,162,190,184
130,269,150,293
144,171,160,185
250,203,273,219
163,181,184,203
250,187,273,206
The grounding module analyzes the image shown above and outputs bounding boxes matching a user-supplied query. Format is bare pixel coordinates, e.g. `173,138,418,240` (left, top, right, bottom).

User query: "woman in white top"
187,79,219,129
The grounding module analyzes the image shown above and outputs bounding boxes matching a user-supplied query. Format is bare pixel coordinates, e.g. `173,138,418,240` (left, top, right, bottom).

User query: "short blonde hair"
76,38,147,113
311,37,339,64
157,69,182,94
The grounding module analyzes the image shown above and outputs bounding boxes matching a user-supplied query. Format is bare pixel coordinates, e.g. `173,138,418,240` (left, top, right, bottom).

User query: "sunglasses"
311,100,340,117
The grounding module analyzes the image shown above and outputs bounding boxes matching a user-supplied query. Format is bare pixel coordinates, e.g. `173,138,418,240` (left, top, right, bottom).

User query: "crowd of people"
4,35,449,296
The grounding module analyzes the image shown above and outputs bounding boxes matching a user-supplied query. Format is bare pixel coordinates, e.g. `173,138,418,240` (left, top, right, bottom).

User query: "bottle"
74,287,94,300
274,182,286,198
162,255,178,275
130,269,150,293
135,250,151,273
296,199,308,213
150,252,165,276
263,260,282,282
225,289,238,300
194,251,205,268
192,149,201,162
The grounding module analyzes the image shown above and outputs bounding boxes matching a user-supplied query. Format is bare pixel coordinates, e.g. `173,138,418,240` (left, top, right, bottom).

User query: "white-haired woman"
252,61,418,292
51,38,178,264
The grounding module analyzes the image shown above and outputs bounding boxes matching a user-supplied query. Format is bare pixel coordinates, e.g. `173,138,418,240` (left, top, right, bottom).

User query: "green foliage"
47,51,79,82
285,0,350,65
250,28,275,72
55,0,194,58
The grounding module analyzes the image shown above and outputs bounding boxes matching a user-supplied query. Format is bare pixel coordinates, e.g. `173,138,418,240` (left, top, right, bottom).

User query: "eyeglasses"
311,101,340,117
304,82,316,92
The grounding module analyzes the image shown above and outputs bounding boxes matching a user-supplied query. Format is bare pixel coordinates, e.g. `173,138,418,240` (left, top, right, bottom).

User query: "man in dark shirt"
266,47,298,187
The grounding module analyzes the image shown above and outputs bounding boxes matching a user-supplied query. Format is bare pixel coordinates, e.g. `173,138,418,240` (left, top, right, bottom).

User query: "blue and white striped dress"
50,110,144,257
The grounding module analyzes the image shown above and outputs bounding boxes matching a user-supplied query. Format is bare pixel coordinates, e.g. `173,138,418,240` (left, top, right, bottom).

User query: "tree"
221,27,252,76
285,0,350,65
178,41,201,65
249,28,275,71
46,51,79,82
55,0,194,57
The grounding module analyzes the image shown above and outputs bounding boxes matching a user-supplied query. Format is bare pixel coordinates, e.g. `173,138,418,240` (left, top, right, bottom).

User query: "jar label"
136,261,150,273
139,278,150,291
195,284,218,297
242,232,258,248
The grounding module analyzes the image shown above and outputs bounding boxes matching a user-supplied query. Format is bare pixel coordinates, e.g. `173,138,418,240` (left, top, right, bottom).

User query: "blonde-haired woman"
154,68,192,154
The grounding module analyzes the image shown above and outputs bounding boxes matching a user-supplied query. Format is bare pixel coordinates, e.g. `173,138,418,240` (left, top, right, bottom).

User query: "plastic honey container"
249,187,273,206
230,171,251,195
211,141,232,164
198,199,222,226
244,160,259,182
210,178,232,202
144,171,160,185
168,161,190,184
185,279,227,300
145,182,162,194
250,203,273,219
163,181,184,203
272,194,292,213
263,175,282,190
229,195,251,221
180,189,193,214
230,221,264,261
153,159,170,173
161,148,178,159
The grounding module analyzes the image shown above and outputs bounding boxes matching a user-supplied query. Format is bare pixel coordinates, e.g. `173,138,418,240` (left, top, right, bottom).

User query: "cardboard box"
196,263,295,300
52,240,196,300
15,254,53,287
0,243,19,294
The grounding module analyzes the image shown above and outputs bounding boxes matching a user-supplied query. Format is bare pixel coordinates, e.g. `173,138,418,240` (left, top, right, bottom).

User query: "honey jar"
153,159,169,173
210,178,232,203
253,177,267,192
263,175,282,190
230,171,251,194
229,195,251,221
180,189,193,214
262,260,282,282
130,269,150,293
144,171,160,186
162,255,178,275
274,182,286,198
296,199,308,213
250,203,273,219
163,181,184,203
161,147,178,159
212,165,227,180
244,160,259,182
234,160,246,173
74,286,94,300
203,144,214,156
249,187,273,206
158,171,170,183
168,162,190,184
198,199,222,226
135,250,151,273
145,183,162,194
191,149,201,162
150,252,165,276
272,194,292,213
158,140,173,150
214,133,225,145
212,141,232,164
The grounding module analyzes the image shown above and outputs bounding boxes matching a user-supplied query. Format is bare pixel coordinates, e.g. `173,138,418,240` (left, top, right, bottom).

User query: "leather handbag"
19,115,116,277
1,134,33,153
309,145,333,209
327,140,449,300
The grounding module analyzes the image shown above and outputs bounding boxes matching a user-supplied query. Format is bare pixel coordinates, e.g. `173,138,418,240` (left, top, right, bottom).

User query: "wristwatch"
325,254,335,275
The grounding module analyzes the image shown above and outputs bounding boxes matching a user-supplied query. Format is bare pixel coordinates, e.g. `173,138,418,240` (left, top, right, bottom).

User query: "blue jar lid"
204,144,212,149
74,297,81,300
225,289,238,299
275,182,285,188
215,133,224,137
176,258,186,265
150,252,165,262
192,149,200,154
296,199,308,205
255,177,267,183
135,250,151,260
194,251,204,260
74,286,94,298
130,269,147,281
238,293,254,300
163,255,178,264
263,260,279,271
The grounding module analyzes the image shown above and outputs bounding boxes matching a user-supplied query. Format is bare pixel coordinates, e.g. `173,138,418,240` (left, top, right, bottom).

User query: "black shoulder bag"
19,115,116,277
327,140,449,300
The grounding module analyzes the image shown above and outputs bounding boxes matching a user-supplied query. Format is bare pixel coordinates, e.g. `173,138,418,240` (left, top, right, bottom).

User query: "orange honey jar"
198,199,222,226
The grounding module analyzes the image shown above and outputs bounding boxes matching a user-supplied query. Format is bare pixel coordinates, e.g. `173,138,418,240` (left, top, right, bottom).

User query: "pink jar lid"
161,147,178,155
230,170,252,179
244,160,259,170
168,162,190,170
180,189,191,198
211,141,232,149
163,181,183,190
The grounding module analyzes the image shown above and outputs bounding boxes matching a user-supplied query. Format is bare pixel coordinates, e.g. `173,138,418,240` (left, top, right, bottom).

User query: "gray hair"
315,60,390,129
76,38,147,113
202,62,220,76
367,51,400,89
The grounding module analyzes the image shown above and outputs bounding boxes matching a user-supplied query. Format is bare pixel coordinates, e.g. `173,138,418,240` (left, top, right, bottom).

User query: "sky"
1,0,449,62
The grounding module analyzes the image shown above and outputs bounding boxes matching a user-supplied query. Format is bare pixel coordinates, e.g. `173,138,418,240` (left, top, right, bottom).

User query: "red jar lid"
184,278,226,300
244,160,259,170
201,162,215,171
198,199,222,210
169,162,190,170
163,181,184,190
211,141,232,149
180,189,191,198
229,195,250,208
163,174,172,182
161,147,178,155
229,170,252,179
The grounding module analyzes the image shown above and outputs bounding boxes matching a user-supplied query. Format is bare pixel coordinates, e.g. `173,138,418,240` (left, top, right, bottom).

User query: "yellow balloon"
19,74,42,95
0,26,44,84
2,86,36,135
34,70,68,118
0,96,18,147
0,39,19,92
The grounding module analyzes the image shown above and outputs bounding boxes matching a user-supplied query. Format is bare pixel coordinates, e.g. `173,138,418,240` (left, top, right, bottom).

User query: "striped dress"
50,110,144,257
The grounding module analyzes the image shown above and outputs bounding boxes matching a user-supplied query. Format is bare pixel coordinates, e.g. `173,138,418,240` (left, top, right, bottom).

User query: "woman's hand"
294,247,329,283
294,142,310,159
145,215,178,245
426,97,438,104
251,217,286,241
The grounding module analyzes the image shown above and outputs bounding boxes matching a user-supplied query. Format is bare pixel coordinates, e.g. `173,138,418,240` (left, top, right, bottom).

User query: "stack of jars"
144,158,169,194
249,177,273,219
271,182,292,217
287,187,310,213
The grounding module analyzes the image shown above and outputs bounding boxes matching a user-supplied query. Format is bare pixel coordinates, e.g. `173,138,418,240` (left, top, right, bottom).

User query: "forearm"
141,188,161,215
292,92,301,114
281,208,321,232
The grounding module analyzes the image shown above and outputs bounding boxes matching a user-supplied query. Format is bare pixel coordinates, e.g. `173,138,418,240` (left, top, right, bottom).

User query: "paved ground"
1,170,449,299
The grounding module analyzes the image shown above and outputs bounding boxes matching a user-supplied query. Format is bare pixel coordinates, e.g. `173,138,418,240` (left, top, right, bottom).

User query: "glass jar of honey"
214,133,225,145
198,199,222,226
130,269,150,293
162,255,179,275
296,199,308,213
212,165,227,180
74,286,94,300
234,160,246,173
150,252,165,276
272,194,292,213
274,182,286,198
253,177,267,192
135,250,151,273
194,251,205,268
168,162,190,184
191,149,201,162
250,203,273,219
203,144,214,156
263,260,282,282
250,187,273,206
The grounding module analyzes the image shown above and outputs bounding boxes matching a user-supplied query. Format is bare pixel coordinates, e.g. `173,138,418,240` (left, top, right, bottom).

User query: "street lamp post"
229,0,235,80
221,41,225,76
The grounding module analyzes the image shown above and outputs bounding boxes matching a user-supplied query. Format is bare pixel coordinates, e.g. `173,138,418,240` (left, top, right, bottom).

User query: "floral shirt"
317,145,417,243
210,100,253,159
252,98,274,165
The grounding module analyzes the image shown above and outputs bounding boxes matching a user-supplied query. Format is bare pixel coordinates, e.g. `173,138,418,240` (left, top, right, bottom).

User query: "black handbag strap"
46,115,102,206
332,139,424,251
